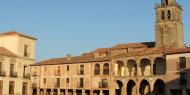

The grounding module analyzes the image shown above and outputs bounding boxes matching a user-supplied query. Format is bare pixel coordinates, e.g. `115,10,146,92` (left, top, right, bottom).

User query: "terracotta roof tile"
0,47,16,57
111,43,147,50
32,54,110,66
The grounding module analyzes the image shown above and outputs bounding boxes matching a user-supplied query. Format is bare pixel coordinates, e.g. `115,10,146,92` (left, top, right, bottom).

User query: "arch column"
43,89,47,95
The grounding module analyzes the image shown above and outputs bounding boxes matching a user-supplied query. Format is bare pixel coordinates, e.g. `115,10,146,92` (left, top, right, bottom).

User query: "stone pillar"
121,84,126,95
100,90,103,95
82,90,85,95
37,88,40,95
44,89,47,95
57,89,60,95
51,89,54,95
150,59,154,76
65,89,68,95
90,90,93,95
73,89,77,95
109,89,115,95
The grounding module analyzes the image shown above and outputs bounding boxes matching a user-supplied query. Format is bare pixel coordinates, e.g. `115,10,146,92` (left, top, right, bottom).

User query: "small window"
56,78,60,87
67,65,69,71
168,10,171,19
103,63,109,75
94,64,100,75
79,78,84,88
22,82,28,95
162,11,165,20
179,57,186,69
80,65,84,75
66,78,69,84
43,78,46,84
9,81,15,94
24,45,29,57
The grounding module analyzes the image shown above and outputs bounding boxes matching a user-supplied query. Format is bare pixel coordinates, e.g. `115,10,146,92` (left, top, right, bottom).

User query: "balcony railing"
32,72,38,77
77,83,84,88
99,82,108,88
0,71,6,76
10,72,18,77
32,83,37,88
24,73,30,78
54,83,60,88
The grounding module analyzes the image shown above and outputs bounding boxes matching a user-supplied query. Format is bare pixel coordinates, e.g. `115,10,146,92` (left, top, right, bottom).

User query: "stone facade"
29,0,190,95
0,31,36,95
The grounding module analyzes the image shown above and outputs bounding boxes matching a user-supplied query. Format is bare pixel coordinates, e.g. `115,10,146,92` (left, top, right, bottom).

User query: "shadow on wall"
115,68,190,95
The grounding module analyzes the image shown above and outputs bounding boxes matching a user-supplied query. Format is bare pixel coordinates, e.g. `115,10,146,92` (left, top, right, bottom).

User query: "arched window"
94,63,100,75
162,11,165,20
168,10,171,19
103,63,109,75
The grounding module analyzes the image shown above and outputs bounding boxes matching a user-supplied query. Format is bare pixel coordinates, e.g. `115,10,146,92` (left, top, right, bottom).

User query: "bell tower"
155,0,184,48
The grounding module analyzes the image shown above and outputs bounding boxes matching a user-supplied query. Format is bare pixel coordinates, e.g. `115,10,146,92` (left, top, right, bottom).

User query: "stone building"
30,0,190,95
0,31,36,95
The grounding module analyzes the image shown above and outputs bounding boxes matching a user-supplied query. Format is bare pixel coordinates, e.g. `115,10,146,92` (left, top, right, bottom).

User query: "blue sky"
0,0,190,61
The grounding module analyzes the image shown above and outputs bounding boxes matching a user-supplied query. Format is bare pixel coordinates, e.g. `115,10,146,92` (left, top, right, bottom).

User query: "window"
56,78,60,87
0,62,5,76
23,66,28,78
79,78,84,88
0,80,3,95
94,64,100,75
22,82,28,95
162,11,165,20
103,63,109,75
102,79,108,88
9,81,15,95
168,10,171,19
67,65,69,71
24,45,29,57
180,72,187,85
79,65,84,75
66,78,69,84
57,66,61,76
179,57,186,69
43,78,46,84
10,64,14,76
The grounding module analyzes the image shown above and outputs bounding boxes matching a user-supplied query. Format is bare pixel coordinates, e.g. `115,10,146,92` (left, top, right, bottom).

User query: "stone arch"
139,79,151,95
94,63,100,75
127,60,137,76
140,59,151,76
153,79,165,95
115,80,123,95
115,61,125,76
103,63,109,75
127,80,136,95
153,58,166,75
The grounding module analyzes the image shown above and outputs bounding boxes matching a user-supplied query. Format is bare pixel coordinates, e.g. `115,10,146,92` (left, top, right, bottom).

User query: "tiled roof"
32,54,110,66
0,31,37,40
0,47,16,57
165,48,190,54
111,43,148,50
114,47,190,58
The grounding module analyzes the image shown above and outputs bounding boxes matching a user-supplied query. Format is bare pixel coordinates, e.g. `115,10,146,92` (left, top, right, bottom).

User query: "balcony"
10,72,18,77
54,83,60,88
32,72,38,77
0,71,6,76
23,73,30,78
32,83,37,88
99,82,108,88
77,83,84,88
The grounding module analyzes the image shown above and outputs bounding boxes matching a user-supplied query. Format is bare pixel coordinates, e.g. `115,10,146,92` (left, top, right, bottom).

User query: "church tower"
155,0,184,48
